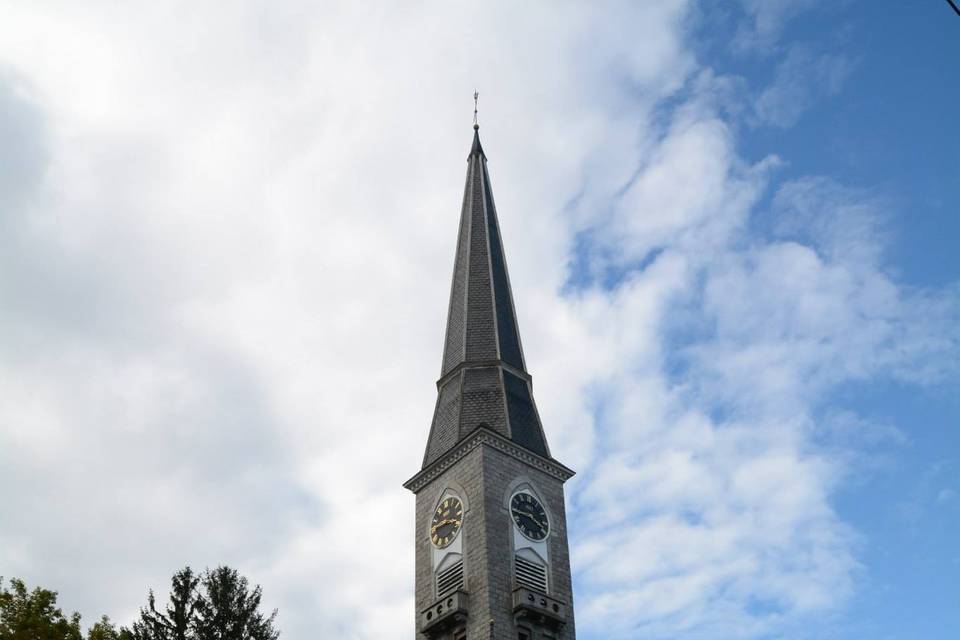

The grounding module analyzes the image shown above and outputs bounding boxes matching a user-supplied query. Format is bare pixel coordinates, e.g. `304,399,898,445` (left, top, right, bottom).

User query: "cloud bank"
0,2,956,639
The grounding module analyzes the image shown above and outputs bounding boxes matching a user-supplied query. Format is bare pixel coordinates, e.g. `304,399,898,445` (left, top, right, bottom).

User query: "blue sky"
717,5,959,634
721,3,959,287
0,2,957,639
634,4,960,637
608,5,958,637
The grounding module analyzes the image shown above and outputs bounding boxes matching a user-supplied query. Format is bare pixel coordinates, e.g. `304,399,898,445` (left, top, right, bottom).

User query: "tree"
193,567,278,640
129,569,199,640
86,616,132,640
130,567,278,640
0,577,83,640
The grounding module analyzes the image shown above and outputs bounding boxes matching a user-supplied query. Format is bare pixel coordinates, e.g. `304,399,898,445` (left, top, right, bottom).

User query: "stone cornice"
404,426,574,494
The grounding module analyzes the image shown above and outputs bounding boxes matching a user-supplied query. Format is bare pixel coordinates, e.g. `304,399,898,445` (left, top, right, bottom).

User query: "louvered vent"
515,555,548,593
436,559,464,595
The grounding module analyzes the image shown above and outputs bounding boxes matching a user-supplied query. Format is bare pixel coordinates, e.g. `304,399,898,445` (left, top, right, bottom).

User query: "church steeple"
422,125,550,467
441,123,520,375
406,121,576,640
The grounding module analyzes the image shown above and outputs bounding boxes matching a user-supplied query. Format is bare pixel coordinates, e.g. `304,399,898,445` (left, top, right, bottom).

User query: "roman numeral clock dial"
430,497,463,548
511,492,549,541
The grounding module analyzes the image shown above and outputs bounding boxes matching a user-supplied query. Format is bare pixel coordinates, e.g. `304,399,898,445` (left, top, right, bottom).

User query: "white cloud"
0,2,956,640
558,122,957,637
754,46,855,128
733,0,824,52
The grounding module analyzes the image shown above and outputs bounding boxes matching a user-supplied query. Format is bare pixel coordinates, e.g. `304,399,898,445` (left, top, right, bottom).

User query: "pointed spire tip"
470,126,484,157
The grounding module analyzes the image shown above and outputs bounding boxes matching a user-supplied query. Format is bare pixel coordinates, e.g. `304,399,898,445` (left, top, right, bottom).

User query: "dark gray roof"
421,128,551,468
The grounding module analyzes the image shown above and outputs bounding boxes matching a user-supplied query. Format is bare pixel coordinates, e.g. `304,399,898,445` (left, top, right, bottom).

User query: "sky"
0,2,957,639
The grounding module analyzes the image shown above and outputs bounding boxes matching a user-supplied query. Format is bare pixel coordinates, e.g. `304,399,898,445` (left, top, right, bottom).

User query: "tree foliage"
0,577,83,640
1,566,277,640
86,616,131,640
194,567,278,640
129,568,199,640
131,567,278,640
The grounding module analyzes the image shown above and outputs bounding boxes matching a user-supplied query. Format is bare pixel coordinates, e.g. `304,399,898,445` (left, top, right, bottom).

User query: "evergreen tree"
194,567,278,640
130,566,278,640
129,569,199,640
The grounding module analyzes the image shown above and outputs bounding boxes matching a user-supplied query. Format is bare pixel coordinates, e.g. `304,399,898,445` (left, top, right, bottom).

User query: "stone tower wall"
413,443,575,640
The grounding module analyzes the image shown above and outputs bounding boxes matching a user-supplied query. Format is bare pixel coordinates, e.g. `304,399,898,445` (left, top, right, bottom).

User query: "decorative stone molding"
404,426,575,494
420,589,469,637
512,587,567,630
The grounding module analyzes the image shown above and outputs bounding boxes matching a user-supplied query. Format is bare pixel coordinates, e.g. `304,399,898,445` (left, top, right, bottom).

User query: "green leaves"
0,577,83,640
86,616,130,640
1,567,278,640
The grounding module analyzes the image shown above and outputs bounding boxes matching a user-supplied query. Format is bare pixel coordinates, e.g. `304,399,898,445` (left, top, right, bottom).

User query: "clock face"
430,496,464,548
511,492,549,541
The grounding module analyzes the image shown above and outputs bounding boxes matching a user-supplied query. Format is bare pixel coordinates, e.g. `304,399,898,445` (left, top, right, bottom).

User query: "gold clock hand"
431,518,459,533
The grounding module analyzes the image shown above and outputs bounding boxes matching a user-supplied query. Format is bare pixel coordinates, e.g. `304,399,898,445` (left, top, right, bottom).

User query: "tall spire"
420,124,551,468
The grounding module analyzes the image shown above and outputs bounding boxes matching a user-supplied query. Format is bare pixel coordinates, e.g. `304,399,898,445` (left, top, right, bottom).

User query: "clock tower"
404,124,577,640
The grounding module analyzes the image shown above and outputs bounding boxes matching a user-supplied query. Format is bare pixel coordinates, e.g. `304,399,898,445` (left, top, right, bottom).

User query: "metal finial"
473,91,479,129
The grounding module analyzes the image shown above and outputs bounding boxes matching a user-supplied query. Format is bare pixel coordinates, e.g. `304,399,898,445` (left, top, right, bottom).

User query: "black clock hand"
516,507,546,525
